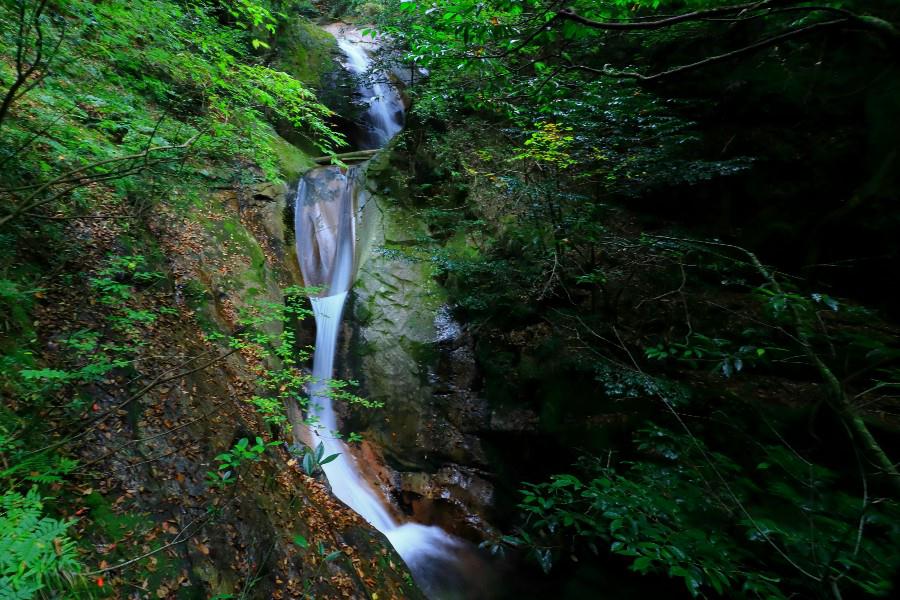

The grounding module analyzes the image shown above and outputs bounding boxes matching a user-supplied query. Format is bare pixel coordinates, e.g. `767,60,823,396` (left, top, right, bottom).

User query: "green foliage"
225,0,279,38
0,0,373,595
593,361,690,405
227,286,381,438
290,441,340,477
384,0,900,596
0,451,78,488
514,123,576,170
511,427,900,598
429,242,547,320
0,487,80,599
91,255,164,301
291,532,344,599
0,0,339,223
247,394,290,428
16,252,165,396
0,248,184,597
645,332,774,377
0,279,35,334
206,436,281,488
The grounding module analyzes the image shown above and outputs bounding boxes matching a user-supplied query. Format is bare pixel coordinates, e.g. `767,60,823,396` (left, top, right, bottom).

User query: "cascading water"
327,23,404,149
293,26,468,599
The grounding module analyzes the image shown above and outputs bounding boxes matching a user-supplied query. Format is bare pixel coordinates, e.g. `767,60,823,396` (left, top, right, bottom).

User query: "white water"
330,27,404,149
298,191,463,596
305,291,463,585
293,25,464,599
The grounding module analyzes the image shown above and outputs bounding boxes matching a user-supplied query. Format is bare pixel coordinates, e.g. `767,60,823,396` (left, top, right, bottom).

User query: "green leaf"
535,548,552,574
20,368,70,381
320,453,340,466
632,556,653,572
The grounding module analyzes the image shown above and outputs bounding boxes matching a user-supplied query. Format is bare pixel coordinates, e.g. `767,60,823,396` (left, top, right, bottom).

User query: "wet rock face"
431,335,491,436
287,150,547,552
488,406,540,433
341,233,490,467
398,465,497,541
274,18,341,88
319,152,501,542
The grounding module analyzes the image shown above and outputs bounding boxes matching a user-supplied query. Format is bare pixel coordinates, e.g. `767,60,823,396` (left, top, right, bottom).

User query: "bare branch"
24,345,239,457
572,18,850,82
0,103,79,169
83,505,220,576
0,0,54,130
555,2,774,32
648,234,900,495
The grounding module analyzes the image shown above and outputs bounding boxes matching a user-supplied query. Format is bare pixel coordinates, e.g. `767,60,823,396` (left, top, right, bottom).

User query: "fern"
0,488,81,599
0,453,77,487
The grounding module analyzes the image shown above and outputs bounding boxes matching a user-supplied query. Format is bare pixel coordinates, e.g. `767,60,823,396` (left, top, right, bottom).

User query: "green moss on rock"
269,133,317,177
274,19,339,88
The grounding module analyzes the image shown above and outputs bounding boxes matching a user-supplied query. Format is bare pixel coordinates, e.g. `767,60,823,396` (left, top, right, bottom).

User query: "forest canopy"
1,0,899,598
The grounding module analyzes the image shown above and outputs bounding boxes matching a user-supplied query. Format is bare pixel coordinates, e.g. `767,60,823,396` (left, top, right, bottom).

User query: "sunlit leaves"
514,122,577,170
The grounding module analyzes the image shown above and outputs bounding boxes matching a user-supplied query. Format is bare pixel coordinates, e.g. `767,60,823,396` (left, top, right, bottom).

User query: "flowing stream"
329,23,404,150
293,26,465,598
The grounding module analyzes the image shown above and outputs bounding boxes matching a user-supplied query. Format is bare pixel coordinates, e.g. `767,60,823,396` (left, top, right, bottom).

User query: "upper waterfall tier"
325,23,404,149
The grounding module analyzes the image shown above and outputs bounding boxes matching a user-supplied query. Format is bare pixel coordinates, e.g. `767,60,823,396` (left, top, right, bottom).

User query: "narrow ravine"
293,25,469,599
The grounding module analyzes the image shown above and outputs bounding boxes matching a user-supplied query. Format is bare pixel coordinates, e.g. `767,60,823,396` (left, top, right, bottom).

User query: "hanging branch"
491,2,897,85
554,2,896,36
312,148,378,164
0,132,202,228
649,235,900,496
23,345,239,458
81,498,240,577
571,18,850,82
0,0,66,131
555,2,778,31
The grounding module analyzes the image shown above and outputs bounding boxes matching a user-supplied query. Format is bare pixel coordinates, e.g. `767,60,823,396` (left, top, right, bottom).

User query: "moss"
274,19,339,87
0,280,34,344
355,296,374,325
205,217,268,288
406,338,439,367
241,240,268,289
269,133,316,177
182,279,219,335
84,492,147,539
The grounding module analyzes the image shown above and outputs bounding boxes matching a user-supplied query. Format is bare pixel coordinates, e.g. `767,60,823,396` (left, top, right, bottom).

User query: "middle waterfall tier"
294,166,363,297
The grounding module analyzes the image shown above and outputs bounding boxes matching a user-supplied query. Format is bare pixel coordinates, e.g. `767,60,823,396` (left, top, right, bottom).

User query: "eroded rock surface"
317,152,501,542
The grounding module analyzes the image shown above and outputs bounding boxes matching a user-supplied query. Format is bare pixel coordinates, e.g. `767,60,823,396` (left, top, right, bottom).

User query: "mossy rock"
274,18,340,88
269,132,316,178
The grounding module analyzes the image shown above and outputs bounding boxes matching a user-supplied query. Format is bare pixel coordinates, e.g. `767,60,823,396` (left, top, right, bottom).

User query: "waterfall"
292,25,466,599
306,292,398,533
328,24,404,149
